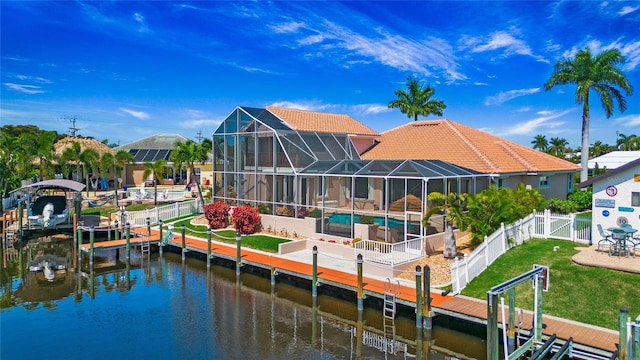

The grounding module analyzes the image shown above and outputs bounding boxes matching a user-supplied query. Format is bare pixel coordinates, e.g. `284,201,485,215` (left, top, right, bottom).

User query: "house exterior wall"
500,173,575,199
590,163,640,240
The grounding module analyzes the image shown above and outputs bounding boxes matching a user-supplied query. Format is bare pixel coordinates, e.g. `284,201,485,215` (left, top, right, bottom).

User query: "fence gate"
548,212,572,240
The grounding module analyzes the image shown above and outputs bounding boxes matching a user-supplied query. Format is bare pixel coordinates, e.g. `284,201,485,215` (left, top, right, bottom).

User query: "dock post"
633,315,639,360
487,291,498,360
236,231,242,276
270,266,276,288
424,265,433,329
89,226,95,266
620,307,629,360
356,253,363,312
146,217,151,239
181,224,186,260
115,220,119,240
158,220,163,256
312,245,318,297
17,201,23,237
77,227,83,263
416,265,423,329
207,227,212,268
507,288,516,353
125,223,131,259
73,214,77,267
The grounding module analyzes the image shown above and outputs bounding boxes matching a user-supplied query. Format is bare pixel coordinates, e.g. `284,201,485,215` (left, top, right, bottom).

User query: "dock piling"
89,226,95,266
620,307,629,360
125,223,131,259
356,253,363,312
312,245,318,297
158,220,163,255
424,265,433,329
236,231,242,276
181,224,186,260
17,201,23,237
115,220,119,240
415,265,423,329
77,227,83,263
207,227,212,268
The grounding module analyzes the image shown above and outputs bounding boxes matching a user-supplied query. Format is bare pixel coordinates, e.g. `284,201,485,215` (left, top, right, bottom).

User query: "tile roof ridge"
497,141,538,172
444,120,501,173
266,105,347,117
380,119,442,134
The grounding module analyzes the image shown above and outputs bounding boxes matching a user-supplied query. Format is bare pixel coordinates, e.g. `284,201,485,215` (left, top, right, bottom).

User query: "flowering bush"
204,201,230,229
232,205,262,235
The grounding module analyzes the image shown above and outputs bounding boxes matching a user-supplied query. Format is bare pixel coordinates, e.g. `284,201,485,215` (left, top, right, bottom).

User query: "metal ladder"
139,233,150,254
383,278,400,319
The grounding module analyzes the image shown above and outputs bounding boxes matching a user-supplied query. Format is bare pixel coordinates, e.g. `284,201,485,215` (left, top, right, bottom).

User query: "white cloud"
516,107,531,113
562,39,640,71
4,83,45,94
15,75,52,83
269,21,305,33
618,5,639,15
182,118,221,129
468,30,546,62
120,107,149,119
269,101,333,112
615,114,640,127
351,104,391,115
484,88,540,106
501,109,573,136
474,82,488,86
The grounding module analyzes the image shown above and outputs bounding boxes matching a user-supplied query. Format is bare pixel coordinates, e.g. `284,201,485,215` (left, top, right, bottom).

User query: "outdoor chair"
596,224,614,254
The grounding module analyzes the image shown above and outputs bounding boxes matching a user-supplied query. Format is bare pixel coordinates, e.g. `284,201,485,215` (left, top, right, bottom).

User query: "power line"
63,116,79,137
196,129,203,143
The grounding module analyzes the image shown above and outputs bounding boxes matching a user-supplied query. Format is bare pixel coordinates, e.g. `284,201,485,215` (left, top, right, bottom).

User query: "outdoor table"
607,227,637,257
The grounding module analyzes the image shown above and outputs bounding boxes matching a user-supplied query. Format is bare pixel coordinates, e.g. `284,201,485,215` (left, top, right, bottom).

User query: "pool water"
328,213,408,229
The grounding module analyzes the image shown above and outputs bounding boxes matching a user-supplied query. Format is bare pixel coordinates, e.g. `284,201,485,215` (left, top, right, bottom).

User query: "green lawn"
461,239,639,330
82,203,157,218
165,218,290,253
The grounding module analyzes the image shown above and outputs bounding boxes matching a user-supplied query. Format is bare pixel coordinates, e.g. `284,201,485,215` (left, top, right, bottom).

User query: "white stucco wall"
590,163,640,240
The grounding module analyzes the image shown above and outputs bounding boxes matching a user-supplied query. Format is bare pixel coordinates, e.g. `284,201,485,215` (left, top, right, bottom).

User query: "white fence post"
544,209,551,239
501,222,506,253
570,213,576,242
464,253,469,285
484,236,489,266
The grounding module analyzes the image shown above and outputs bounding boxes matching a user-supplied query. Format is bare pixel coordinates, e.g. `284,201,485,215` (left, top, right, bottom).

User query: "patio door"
405,211,422,241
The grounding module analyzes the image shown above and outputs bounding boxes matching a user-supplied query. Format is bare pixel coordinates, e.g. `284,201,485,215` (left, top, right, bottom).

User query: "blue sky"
2,1,639,149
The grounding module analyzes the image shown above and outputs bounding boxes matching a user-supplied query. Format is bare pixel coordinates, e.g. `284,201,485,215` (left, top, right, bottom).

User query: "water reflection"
1,234,486,359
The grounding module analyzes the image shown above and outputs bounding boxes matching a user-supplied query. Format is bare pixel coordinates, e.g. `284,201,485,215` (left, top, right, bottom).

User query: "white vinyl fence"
354,237,424,265
116,199,202,227
450,210,592,294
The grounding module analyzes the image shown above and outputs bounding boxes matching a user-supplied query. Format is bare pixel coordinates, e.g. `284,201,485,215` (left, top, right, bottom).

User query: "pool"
328,213,408,229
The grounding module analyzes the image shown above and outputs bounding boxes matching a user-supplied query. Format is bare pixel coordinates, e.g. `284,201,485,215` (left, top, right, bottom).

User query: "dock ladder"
383,278,400,319
138,233,150,255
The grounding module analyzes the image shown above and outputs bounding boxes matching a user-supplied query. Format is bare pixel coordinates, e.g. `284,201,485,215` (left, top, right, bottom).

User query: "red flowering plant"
232,206,262,235
204,201,230,229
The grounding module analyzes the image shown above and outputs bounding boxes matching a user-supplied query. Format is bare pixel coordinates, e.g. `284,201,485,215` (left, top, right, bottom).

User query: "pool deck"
78,226,628,357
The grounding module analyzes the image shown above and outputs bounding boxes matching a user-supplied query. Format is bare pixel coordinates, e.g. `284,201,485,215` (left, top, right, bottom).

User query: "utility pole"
196,130,203,143
64,116,79,137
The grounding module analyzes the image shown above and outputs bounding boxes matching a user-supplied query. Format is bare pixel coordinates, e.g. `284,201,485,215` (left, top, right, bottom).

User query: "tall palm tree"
79,148,100,197
616,132,639,150
61,141,82,182
170,139,212,210
388,76,446,121
545,47,633,182
548,137,569,157
142,159,167,205
423,192,468,259
531,134,549,151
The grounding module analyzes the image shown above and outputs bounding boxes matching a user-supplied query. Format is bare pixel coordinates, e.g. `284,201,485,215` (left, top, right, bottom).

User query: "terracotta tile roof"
266,106,379,136
361,119,581,174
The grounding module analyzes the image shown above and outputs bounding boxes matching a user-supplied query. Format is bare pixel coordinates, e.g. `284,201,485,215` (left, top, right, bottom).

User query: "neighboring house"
361,119,581,199
580,157,640,240
588,151,640,172
116,134,197,187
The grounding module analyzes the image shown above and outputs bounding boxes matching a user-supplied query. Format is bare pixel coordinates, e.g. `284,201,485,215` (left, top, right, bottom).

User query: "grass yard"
82,203,157,218
166,218,290,253
461,239,639,330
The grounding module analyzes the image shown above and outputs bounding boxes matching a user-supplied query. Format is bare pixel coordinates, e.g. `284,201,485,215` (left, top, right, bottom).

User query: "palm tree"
531,134,548,151
388,76,446,121
545,47,633,182
616,133,639,150
423,192,468,259
548,137,569,157
170,139,212,210
113,150,134,206
80,148,100,197
61,141,82,182
142,159,167,205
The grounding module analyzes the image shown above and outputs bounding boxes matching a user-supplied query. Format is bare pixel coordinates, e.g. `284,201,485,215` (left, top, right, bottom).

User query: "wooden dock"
83,227,619,357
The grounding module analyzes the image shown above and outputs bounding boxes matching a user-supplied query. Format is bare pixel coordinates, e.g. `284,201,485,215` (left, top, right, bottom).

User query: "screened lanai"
213,106,491,243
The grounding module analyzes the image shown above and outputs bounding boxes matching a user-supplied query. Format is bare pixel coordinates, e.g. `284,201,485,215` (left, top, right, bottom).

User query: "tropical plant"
423,192,468,258
545,47,633,182
170,139,212,210
142,159,167,205
29,131,57,181
567,190,592,211
204,201,230,229
232,206,262,234
531,134,548,152
388,76,446,121
616,132,640,150
547,137,569,157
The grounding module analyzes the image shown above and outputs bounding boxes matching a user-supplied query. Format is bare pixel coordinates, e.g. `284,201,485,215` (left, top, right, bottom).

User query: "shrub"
276,206,293,217
307,208,322,218
258,203,272,214
204,201,230,229
297,207,309,218
567,190,592,211
232,206,262,235
358,215,375,224
546,198,578,214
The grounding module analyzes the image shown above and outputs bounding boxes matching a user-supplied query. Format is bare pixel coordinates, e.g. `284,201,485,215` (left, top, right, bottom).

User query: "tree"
531,134,548,151
545,47,633,182
142,159,167,205
79,148,100,197
548,137,569,157
388,76,446,121
170,139,212,211
616,132,639,150
423,192,468,259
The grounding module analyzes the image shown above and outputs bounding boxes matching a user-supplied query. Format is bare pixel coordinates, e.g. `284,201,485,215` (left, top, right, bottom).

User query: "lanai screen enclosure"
213,106,490,243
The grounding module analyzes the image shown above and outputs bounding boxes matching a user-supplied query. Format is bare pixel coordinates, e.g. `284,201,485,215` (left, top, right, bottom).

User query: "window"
632,192,640,207
354,178,369,199
567,173,574,192
539,176,550,188
497,178,506,189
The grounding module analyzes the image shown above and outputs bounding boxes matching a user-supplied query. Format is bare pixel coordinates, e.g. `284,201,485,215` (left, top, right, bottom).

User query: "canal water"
1,233,487,360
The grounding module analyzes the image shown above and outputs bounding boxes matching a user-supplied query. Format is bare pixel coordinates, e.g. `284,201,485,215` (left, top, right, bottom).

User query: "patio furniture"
607,226,637,257
596,224,614,254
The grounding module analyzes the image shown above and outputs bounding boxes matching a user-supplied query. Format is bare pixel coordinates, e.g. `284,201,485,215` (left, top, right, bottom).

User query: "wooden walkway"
84,227,619,356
